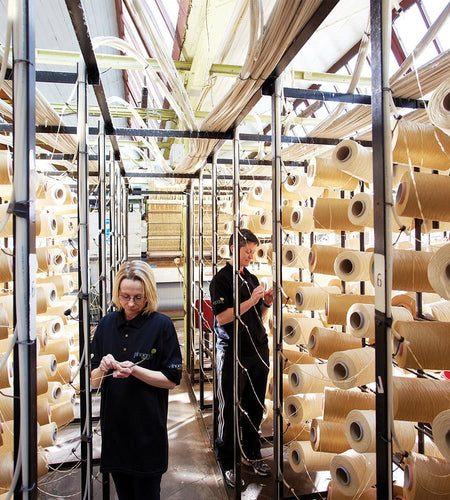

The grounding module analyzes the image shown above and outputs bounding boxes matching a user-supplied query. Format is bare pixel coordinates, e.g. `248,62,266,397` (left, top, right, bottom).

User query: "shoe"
242,457,271,477
223,469,244,488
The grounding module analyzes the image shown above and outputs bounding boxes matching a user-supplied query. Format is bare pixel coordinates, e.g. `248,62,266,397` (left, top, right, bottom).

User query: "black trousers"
111,471,162,500
215,343,270,470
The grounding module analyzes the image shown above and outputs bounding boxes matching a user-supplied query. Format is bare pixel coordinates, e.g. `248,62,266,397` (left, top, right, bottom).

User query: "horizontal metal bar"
114,127,233,140
280,87,427,109
125,172,272,181
0,124,370,147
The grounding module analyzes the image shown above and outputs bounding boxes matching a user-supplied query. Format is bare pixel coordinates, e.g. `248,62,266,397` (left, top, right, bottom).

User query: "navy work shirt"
209,262,268,354
90,310,182,476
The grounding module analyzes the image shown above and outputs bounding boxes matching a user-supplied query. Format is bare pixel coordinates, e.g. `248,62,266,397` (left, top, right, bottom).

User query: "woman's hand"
99,354,117,373
112,360,135,379
251,285,265,305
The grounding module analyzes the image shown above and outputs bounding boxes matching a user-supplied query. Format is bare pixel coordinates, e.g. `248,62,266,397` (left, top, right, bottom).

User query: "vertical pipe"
232,128,242,498
109,160,116,283
371,1,393,498
98,123,107,316
123,182,128,261
12,1,38,497
185,185,195,382
271,77,284,500
198,167,205,409
211,152,218,446
77,60,93,500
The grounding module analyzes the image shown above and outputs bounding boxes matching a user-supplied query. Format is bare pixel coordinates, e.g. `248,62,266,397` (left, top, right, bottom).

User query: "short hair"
228,228,259,251
112,261,158,315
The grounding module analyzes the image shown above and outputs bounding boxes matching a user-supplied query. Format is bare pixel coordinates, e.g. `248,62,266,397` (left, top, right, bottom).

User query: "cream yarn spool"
392,118,450,170
282,171,323,201
50,400,75,427
327,347,375,389
330,450,376,498
393,320,450,370
308,327,361,359
0,353,13,389
0,150,12,185
283,314,323,345
36,315,64,339
428,78,450,136
313,198,365,232
424,300,450,321
282,206,315,233
0,252,13,283
370,249,434,293
36,212,58,238
344,409,416,454
432,409,450,461
280,344,316,367
396,170,450,222
288,440,335,473
327,481,378,499
218,245,230,259
248,182,272,209
283,393,323,424
281,245,309,268
241,212,272,235
323,387,375,423
326,294,375,326
403,452,450,500
331,140,373,183
288,363,330,393
295,285,340,311
427,243,450,300
310,418,350,454
348,192,374,227
347,303,413,338
37,354,57,379
254,243,271,263
393,376,450,422
348,192,412,231
307,155,359,191
0,204,13,237
39,422,58,448
334,250,372,282
309,244,349,275
38,381,63,403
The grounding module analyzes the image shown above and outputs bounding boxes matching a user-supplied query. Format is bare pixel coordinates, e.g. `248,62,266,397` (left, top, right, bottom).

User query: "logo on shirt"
134,348,157,361
213,297,225,306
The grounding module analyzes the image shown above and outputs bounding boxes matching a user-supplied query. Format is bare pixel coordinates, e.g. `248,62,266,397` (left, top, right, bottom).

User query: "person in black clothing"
90,260,182,500
209,228,273,488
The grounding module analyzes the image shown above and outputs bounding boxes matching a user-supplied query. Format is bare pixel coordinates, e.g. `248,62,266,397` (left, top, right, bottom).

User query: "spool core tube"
351,199,366,218
336,145,353,162
349,421,364,442
338,258,354,275
336,466,351,486
333,362,349,380
349,311,365,331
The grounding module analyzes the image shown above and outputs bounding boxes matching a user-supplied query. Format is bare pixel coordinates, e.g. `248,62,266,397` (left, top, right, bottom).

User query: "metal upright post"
186,184,195,382
271,77,284,500
98,123,107,316
371,1,394,498
122,181,128,261
109,159,116,282
211,152,218,446
232,128,242,499
12,1,38,497
77,60,93,500
198,166,206,409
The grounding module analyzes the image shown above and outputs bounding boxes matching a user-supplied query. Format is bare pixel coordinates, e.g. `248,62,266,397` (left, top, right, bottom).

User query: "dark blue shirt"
209,262,268,354
90,310,182,476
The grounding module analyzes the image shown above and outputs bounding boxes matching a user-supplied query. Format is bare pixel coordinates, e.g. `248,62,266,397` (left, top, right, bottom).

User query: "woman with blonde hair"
90,260,182,500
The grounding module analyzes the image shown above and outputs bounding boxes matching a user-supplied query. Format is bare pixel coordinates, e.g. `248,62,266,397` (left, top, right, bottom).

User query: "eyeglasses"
118,294,145,304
